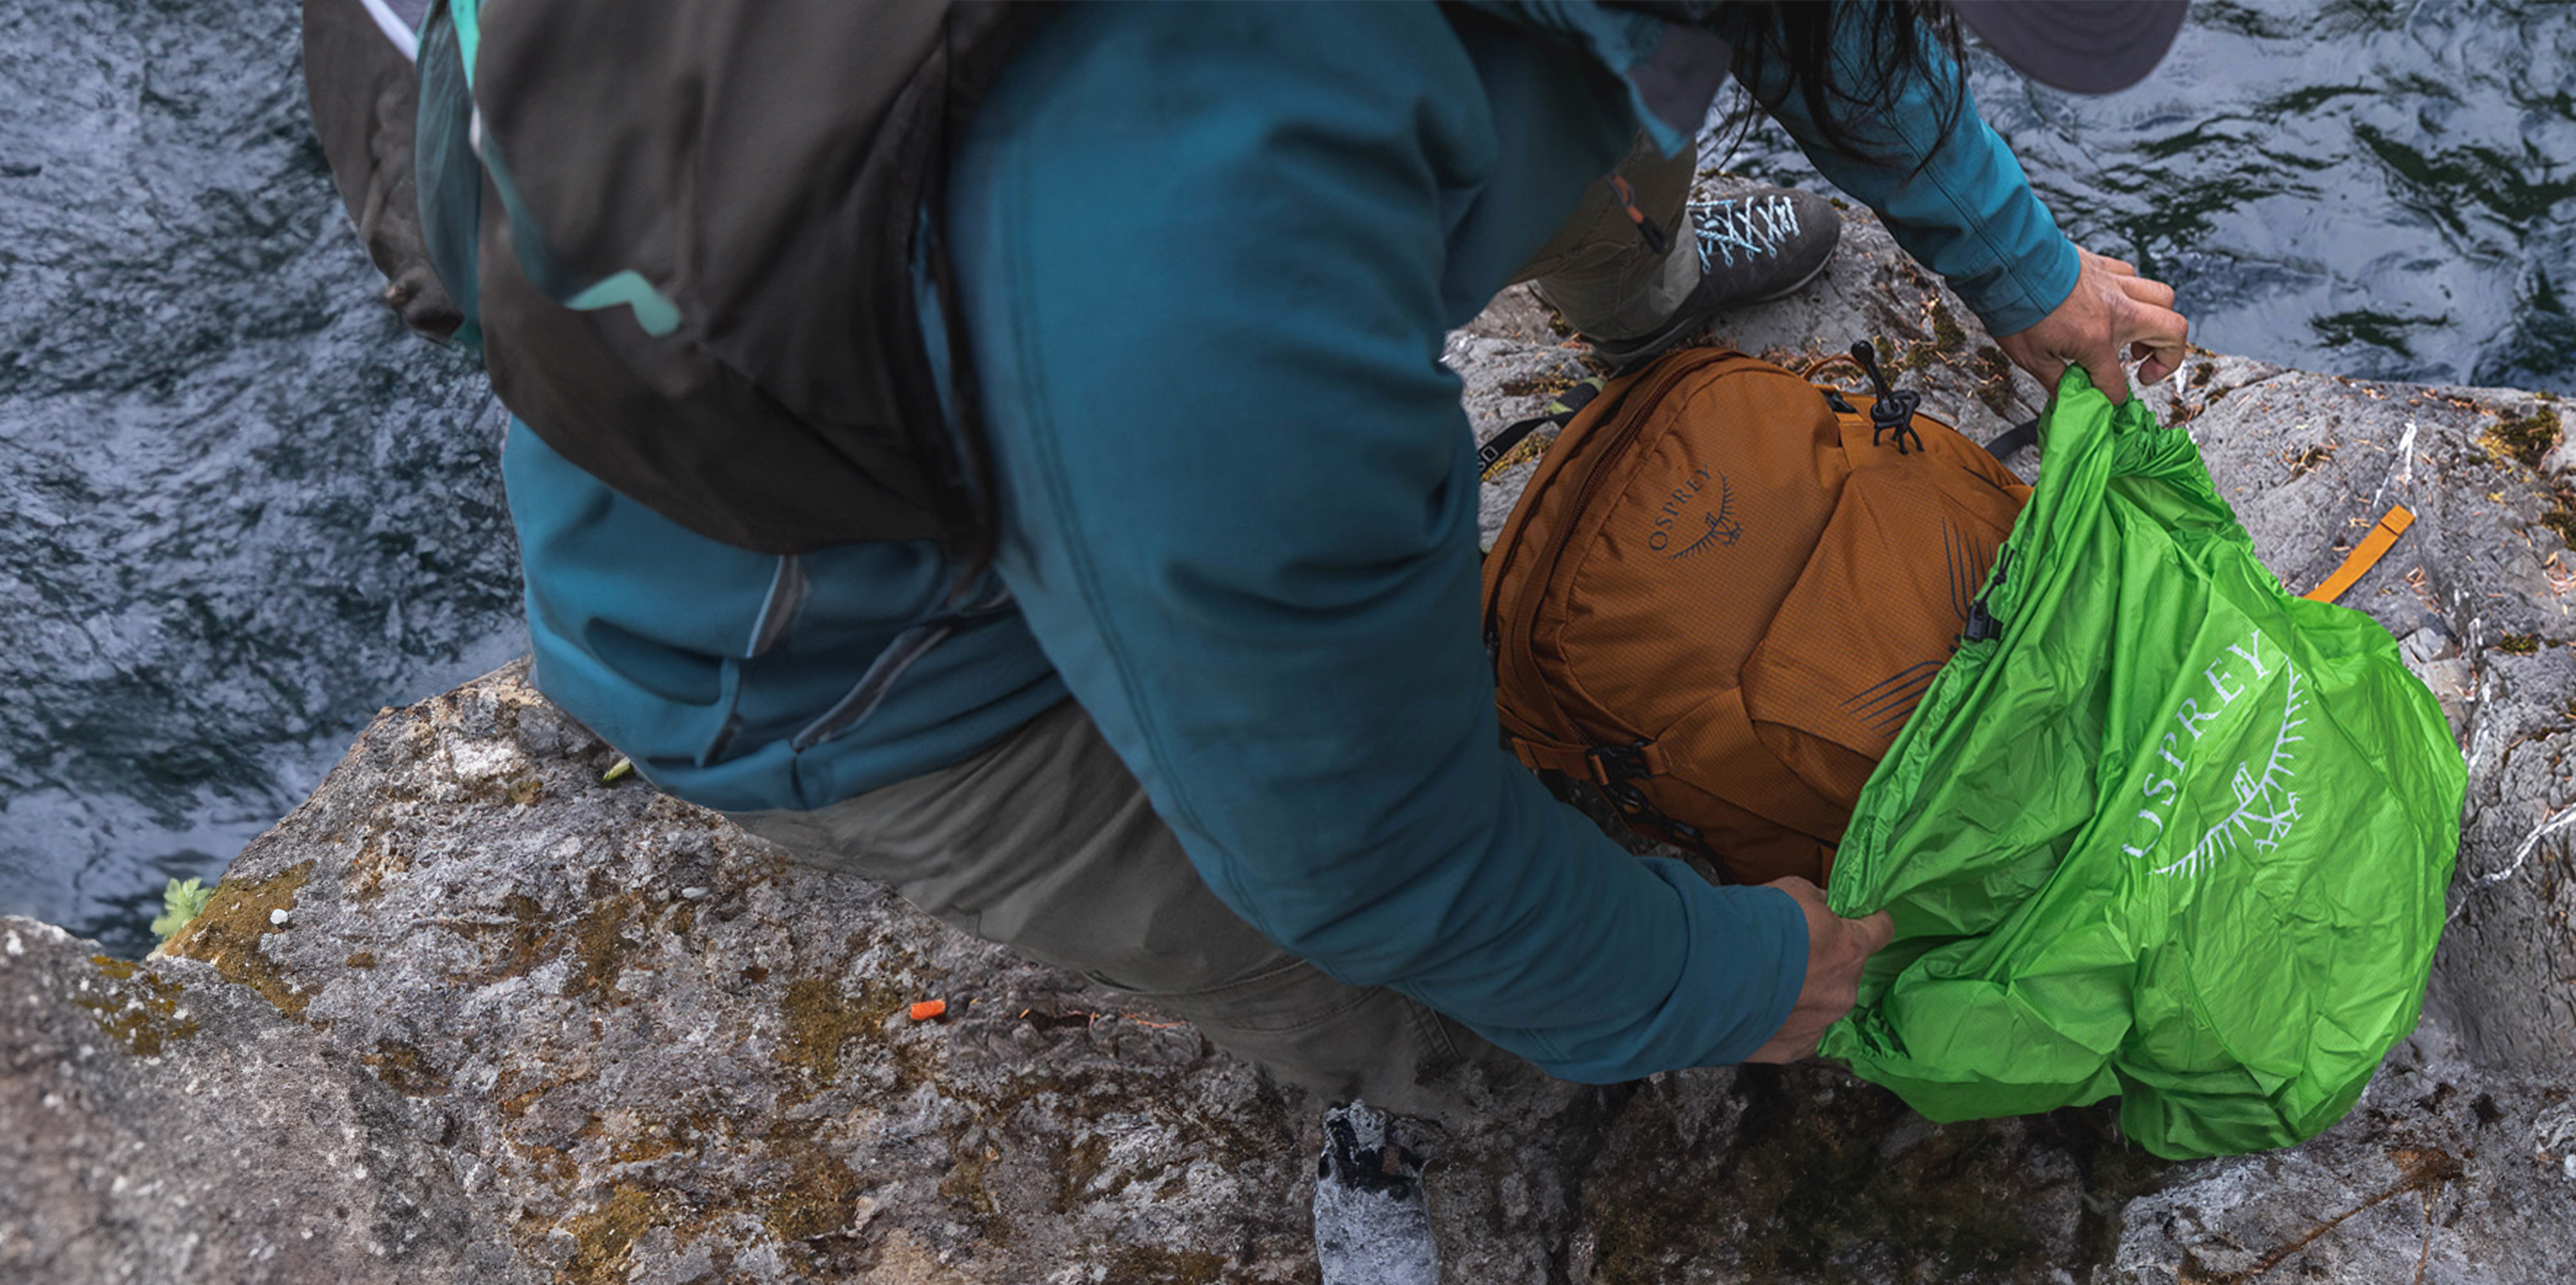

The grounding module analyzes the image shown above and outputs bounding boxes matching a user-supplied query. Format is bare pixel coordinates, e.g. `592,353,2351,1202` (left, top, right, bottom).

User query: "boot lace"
1690,194,1803,272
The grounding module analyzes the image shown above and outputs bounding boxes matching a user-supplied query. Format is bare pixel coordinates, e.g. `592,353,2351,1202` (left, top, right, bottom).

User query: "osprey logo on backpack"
1649,467,1742,558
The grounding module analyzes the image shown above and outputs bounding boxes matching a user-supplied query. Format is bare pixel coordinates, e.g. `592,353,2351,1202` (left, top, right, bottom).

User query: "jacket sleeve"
1720,12,2081,337
941,3,1808,1081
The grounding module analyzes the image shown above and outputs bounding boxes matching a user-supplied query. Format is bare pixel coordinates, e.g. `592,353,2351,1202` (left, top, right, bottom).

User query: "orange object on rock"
908,999,947,1022
2300,505,2414,604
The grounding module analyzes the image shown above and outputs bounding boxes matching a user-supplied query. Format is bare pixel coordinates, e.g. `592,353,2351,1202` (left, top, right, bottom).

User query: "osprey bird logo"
2156,664,2309,878
2118,631,2310,879
1654,469,1741,559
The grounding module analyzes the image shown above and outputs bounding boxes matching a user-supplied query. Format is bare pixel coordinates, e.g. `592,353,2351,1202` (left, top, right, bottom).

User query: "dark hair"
1722,1,1973,173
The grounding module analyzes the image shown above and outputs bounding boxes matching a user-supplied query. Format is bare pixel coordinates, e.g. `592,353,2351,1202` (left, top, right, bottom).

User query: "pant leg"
1514,133,1703,341
725,697,1504,1114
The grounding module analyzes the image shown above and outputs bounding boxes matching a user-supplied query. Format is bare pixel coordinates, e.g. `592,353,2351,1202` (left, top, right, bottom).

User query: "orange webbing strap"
1505,733,1668,783
2301,505,2415,604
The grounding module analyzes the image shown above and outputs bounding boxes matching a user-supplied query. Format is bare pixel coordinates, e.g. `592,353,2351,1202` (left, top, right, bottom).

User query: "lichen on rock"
70,955,199,1057
160,859,314,1018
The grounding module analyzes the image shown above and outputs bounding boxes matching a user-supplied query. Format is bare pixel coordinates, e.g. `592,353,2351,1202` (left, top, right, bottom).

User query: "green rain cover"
1821,370,2466,1161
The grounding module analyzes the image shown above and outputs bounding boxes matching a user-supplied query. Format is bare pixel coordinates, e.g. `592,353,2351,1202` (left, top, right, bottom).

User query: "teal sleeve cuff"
1982,227,2081,337
1480,865,1810,1081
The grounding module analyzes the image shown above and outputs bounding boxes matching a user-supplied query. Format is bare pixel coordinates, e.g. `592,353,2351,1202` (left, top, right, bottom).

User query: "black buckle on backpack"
1959,547,2011,645
1871,393,1925,455
1961,596,2003,644
1587,740,1654,788
1602,780,1649,816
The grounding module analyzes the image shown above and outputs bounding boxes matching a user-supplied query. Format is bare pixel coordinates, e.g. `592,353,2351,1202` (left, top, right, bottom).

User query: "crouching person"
304,0,2185,1261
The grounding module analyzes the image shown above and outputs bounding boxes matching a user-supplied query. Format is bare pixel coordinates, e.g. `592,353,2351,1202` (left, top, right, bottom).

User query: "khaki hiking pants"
724,140,1698,1111
1515,133,1701,342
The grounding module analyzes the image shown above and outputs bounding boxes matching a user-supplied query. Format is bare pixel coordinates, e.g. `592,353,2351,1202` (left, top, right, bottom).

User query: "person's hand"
1745,876,1895,1064
1994,245,2189,405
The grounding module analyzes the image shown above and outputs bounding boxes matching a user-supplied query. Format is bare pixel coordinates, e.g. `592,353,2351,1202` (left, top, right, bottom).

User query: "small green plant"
151,877,214,943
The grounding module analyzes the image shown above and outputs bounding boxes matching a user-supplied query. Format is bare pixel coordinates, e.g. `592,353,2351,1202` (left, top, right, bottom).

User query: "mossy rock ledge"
10,216,2576,1284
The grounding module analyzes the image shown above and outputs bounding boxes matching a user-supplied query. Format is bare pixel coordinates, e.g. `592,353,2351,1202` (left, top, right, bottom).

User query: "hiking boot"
1313,1101,1439,1284
1584,185,1841,370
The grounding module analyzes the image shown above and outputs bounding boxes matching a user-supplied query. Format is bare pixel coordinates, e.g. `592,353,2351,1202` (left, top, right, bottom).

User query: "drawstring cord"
1848,341,1925,455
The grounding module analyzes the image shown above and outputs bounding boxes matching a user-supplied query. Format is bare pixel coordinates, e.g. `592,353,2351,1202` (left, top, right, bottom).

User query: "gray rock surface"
6,209,2574,1282
0,917,531,1284
50,661,1614,1282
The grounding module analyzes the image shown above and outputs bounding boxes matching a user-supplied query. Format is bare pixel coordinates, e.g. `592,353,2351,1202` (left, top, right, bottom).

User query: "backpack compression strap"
1985,415,2042,461
1477,378,1605,481
1506,684,1852,850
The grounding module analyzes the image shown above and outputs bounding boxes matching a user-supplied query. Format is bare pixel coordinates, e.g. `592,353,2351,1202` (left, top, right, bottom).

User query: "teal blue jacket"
505,1,2077,1080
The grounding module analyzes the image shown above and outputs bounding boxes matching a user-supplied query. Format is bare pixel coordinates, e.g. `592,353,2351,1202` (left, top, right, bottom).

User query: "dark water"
0,1,524,955
3,1,2571,954
1732,0,2576,394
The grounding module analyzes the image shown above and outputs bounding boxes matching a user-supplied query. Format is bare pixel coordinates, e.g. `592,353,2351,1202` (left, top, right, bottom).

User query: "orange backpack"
1481,346,2030,885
